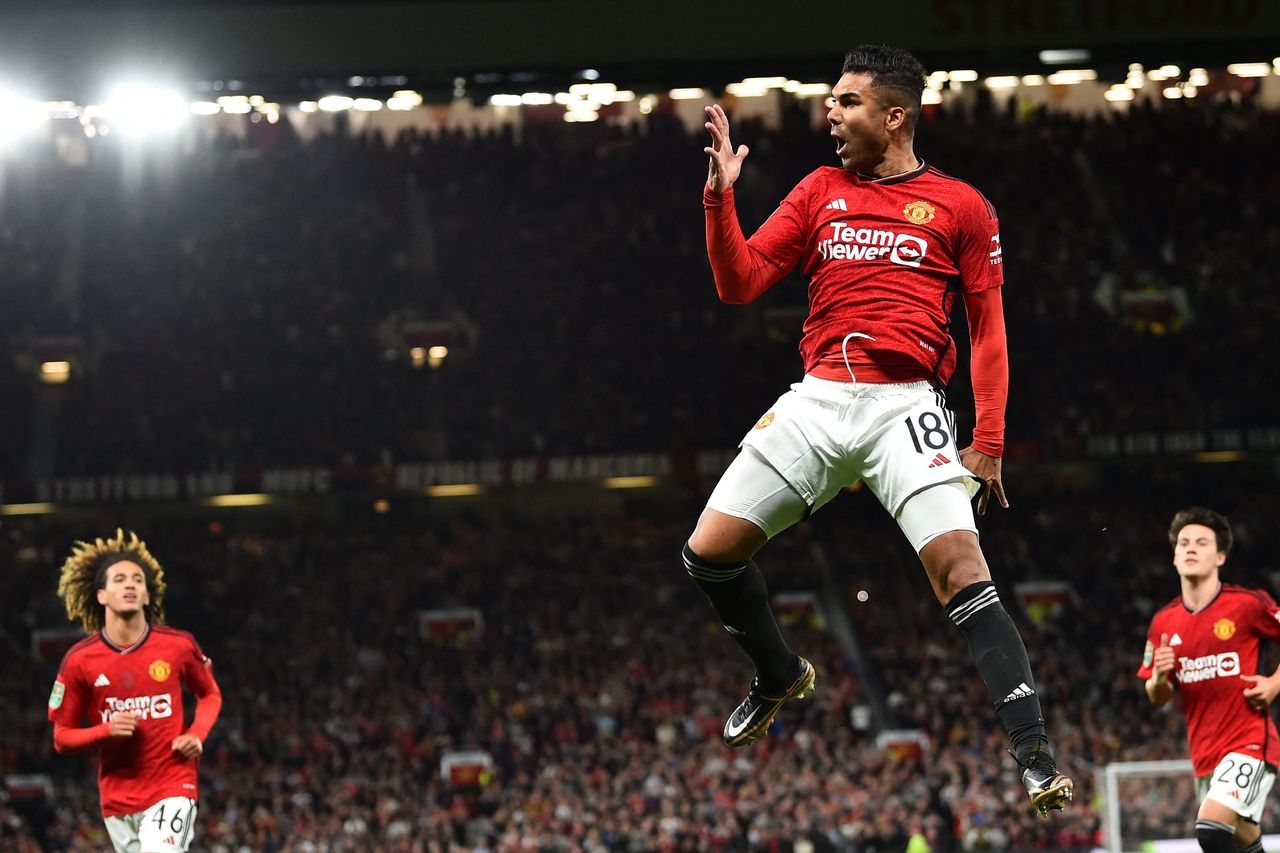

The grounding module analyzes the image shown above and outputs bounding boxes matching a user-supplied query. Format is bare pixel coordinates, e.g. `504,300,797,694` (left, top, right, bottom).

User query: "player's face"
826,73,897,172
96,561,150,618
1172,524,1227,581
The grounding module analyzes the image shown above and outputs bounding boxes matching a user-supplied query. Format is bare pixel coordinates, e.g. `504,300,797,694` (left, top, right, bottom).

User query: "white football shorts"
104,797,198,853
706,375,981,550
1197,752,1276,824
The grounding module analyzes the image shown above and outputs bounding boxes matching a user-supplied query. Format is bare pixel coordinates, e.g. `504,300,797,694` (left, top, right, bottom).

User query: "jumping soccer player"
684,44,1071,815
1139,508,1280,853
48,530,222,853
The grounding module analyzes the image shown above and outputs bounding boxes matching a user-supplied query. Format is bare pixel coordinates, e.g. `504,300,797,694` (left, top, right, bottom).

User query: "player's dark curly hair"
1168,507,1233,554
56,529,167,633
841,45,928,128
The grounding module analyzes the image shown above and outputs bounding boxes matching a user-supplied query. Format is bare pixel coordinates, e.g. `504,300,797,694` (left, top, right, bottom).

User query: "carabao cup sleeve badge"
49,680,65,710
1142,641,1153,668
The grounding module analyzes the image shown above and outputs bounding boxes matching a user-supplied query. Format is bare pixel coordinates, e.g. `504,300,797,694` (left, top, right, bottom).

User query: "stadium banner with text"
2,428,1278,506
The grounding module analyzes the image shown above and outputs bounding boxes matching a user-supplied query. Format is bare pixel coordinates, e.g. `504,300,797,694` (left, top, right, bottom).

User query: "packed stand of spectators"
5,478,1278,850
2,93,1279,480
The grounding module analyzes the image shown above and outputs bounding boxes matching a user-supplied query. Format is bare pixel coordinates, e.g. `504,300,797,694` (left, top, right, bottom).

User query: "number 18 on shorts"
105,797,198,853
1197,753,1276,823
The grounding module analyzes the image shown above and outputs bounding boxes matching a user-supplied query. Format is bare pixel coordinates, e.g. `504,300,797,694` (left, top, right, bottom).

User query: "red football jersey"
1136,585,1280,776
48,625,219,816
728,161,1002,384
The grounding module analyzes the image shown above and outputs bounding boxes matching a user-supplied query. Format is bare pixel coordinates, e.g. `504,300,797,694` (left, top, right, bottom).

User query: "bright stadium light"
1227,62,1271,78
921,89,943,105
519,92,554,105
983,76,1020,90
317,95,354,112
1021,74,1046,87
791,83,832,98
667,88,705,100
104,84,188,136
489,94,522,107
298,101,318,113
0,89,50,141
352,98,383,111
189,101,221,115
1047,69,1097,85
1039,48,1091,65
1104,85,1134,102
40,360,72,384
725,82,768,97
217,95,251,114
947,69,979,82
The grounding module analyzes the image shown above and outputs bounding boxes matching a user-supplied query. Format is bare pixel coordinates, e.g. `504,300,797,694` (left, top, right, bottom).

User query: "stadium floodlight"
217,96,251,114
1104,85,1134,102
1162,86,1183,99
0,95,46,143
983,76,1020,90
947,69,979,82
104,84,188,136
489,94,522,107
1021,74,1046,86
189,101,220,116
739,76,788,89
725,82,768,97
564,110,598,123
0,502,57,516
1047,69,1097,85
1189,68,1209,86
791,83,832,98
1159,65,1181,77
392,89,422,106
352,98,383,111
519,92,554,105
921,89,943,105
612,90,635,102
668,88,705,100
638,95,657,114
317,95,354,112
1274,58,1280,74
1227,62,1271,77
1038,48,1090,65
40,360,71,384
298,101,318,113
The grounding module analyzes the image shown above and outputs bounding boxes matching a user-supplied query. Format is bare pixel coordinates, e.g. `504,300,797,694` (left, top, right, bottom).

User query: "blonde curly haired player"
57,529,168,632
48,530,221,853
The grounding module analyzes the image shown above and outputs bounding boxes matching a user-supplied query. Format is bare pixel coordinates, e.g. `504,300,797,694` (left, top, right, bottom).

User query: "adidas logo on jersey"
927,452,951,468
824,198,848,211
94,674,111,687
1003,682,1035,703
1170,633,1183,646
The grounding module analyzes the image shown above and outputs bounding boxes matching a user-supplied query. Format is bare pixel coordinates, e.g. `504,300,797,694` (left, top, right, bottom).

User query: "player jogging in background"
684,44,1072,816
48,530,222,853
1139,508,1280,853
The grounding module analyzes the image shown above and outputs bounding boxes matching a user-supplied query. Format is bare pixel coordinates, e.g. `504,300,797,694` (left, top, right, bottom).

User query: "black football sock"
1239,835,1264,853
1194,820,1237,853
683,542,797,690
945,580,1051,766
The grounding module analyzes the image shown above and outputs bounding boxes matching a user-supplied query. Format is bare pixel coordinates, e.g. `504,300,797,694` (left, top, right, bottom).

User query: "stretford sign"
2,428,1278,505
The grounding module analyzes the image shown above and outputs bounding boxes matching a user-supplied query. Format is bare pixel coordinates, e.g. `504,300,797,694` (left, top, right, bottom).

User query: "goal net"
1103,759,1280,852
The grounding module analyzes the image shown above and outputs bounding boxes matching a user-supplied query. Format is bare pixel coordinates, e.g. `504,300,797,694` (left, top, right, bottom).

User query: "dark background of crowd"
2,90,1278,481
3,477,1279,852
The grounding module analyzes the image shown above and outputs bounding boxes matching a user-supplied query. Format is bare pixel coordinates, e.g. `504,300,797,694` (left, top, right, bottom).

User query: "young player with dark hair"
1139,508,1280,853
686,44,1071,815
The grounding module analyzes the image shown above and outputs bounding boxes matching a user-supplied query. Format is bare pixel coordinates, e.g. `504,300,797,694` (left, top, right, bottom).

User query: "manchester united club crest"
754,412,776,430
1213,618,1237,640
149,659,172,682
903,201,936,224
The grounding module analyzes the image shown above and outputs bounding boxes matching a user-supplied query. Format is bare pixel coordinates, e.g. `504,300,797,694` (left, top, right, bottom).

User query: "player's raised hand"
1241,674,1280,709
1151,633,1176,683
959,446,1008,516
171,733,204,759
106,712,139,738
704,104,749,193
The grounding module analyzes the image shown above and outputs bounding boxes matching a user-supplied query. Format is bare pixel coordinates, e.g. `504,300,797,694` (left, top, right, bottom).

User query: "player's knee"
1195,820,1238,853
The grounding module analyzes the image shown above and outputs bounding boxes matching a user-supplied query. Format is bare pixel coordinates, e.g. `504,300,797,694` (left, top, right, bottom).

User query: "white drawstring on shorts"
840,332,876,384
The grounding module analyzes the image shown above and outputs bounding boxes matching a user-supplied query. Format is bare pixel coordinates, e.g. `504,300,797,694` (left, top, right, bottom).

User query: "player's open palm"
107,712,139,738
1241,673,1280,709
704,104,749,193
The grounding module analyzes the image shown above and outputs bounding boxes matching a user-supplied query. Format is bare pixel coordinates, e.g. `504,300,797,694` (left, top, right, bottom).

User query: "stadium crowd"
5,480,1279,851
1,92,1279,481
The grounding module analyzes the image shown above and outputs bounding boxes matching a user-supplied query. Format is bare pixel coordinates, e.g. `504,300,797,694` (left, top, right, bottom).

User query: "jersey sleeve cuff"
703,186,734,207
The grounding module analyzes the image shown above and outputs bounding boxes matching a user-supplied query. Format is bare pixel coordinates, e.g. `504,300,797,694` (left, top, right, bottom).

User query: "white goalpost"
1103,759,1280,853
1103,759,1194,853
